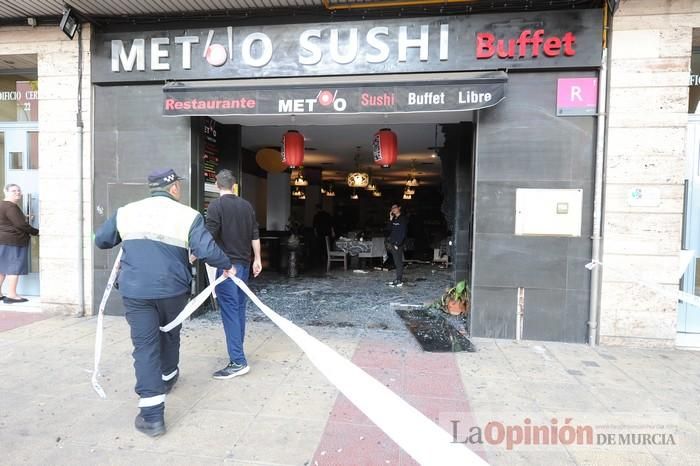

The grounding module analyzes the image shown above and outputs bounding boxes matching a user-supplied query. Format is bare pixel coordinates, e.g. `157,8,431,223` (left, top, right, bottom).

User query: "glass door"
679,116,700,347
2,125,39,296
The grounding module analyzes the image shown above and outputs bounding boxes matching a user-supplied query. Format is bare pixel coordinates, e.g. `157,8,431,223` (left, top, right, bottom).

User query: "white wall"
601,0,696,346
0,25,92,315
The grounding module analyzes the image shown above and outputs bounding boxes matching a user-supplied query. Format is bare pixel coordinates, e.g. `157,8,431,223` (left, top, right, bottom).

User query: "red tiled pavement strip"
0,311,47,332
312,337,480,466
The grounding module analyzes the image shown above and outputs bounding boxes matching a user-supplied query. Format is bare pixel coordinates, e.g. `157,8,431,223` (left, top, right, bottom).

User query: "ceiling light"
405,176,419,187
291,167,309,186
350,190,359,200
372,190,382,198
405,159,420,187
292,187,304,197
347,147,369,188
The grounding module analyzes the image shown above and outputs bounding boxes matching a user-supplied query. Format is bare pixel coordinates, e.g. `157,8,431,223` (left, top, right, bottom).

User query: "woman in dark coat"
0,184,39,303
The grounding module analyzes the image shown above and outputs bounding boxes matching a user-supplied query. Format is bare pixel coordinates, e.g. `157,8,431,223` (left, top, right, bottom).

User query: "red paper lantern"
373,128,397,168
281,130,304,168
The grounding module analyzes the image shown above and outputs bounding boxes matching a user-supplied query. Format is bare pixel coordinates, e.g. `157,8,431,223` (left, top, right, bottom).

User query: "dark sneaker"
134,414,165,437
212,362,250,380
394,281,403,287
387,281,396,287
163,372,179,394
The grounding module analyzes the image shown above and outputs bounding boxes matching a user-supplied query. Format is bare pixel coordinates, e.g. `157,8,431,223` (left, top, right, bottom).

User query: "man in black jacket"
386,202,408,287
205,169,262,380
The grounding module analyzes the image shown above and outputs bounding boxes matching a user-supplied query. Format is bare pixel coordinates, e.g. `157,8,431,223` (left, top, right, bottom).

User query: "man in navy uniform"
95,168,233,437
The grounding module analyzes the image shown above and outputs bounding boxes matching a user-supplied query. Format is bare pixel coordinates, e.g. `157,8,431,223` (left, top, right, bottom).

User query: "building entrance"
0,125,40,296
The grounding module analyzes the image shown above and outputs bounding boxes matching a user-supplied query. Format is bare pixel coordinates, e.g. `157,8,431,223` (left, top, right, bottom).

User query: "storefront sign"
92,10,601,83
556,77,597,116
0,79,39,122
162,79,505,116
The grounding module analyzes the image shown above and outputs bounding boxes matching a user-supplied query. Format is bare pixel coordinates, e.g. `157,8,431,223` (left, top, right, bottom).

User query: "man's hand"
223,266,237,278
252,258,262,277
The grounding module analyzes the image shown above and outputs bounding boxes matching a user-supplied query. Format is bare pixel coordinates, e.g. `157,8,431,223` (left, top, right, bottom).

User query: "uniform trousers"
123,293,187,421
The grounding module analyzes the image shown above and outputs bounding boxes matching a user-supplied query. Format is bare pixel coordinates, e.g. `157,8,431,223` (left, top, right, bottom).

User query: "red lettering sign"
476,29,576,59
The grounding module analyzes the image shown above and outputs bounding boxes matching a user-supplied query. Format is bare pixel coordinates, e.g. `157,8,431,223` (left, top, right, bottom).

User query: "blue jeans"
216,263,250,365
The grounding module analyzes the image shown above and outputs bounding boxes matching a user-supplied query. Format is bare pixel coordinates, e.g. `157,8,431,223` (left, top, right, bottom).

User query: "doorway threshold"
676,332,700,350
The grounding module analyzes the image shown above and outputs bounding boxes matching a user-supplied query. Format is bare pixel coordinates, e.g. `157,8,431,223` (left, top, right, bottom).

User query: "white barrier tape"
96,268,486,464
91,248,122,399
679,250,695,280
229,276,487,466
159,273,227,332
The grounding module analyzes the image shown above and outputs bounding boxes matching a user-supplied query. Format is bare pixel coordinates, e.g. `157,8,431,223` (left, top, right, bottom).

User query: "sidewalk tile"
232,416,325,464
312,422,400,466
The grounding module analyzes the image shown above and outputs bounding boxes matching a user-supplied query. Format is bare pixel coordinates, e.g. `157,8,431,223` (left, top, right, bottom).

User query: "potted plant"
441,280,470,316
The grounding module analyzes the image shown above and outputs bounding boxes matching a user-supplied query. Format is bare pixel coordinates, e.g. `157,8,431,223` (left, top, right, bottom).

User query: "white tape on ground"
228,276,486,466
96,269,487,465
91,248,122,399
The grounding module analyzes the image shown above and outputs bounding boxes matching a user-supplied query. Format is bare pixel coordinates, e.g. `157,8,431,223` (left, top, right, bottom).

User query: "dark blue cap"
148,168,184,188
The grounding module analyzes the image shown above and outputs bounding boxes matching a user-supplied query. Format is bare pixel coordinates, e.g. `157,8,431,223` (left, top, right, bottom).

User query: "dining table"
334,238,372,257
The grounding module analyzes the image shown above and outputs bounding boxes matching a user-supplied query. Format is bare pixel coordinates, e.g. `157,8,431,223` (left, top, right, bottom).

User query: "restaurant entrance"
191,117,475,297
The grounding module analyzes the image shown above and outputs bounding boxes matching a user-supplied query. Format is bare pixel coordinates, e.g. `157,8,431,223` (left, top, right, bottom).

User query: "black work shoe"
212,361,250,380
163,372,179,394
134,414,166,437
394,281,403,287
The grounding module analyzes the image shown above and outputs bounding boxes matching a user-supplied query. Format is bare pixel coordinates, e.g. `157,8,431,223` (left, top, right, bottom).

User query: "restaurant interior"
235,122,452,276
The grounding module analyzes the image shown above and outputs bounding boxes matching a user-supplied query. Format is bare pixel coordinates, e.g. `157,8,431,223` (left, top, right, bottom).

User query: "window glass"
690,29,700,113
0,76,38,122
27,131,38,169
0,54,38,122
10,151,23,169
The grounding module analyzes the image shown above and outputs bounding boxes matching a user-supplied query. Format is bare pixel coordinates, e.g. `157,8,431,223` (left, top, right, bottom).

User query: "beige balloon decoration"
255,147,286,173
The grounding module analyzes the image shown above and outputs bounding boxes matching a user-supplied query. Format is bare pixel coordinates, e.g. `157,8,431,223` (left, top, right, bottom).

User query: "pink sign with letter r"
557,78,598,116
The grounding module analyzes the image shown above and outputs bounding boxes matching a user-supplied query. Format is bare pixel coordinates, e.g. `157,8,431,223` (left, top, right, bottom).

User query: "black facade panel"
473,234,570,289
521,288,567,341
93,85,192,315
472,71,596,342
470,286,517,339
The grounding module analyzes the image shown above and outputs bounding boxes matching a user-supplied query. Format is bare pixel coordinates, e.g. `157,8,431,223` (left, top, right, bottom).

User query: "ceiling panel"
242,122,447,186
0,0,602,20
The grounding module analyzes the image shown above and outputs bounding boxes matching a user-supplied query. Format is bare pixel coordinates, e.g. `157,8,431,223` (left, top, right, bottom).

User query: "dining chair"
325,236,347,272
